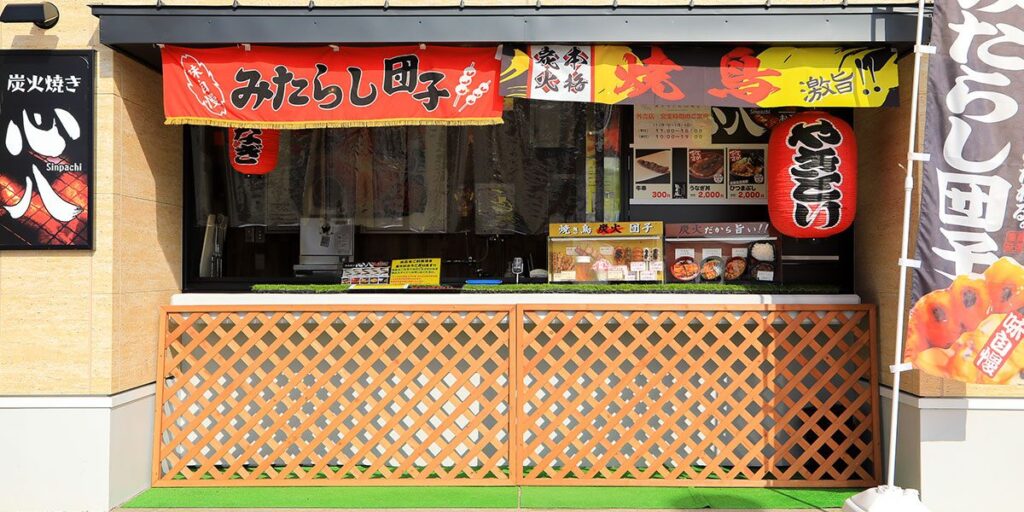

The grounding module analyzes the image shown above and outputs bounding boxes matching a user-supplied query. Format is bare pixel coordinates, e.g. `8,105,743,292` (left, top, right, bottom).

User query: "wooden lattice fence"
154,304,879,487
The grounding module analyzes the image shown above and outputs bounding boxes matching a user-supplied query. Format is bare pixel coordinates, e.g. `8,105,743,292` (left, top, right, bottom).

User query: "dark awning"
92,5,930,70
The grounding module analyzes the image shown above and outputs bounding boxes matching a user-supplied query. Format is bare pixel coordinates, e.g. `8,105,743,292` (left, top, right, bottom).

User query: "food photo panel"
633,148,672,200
686,148,726,200
727,148,766,202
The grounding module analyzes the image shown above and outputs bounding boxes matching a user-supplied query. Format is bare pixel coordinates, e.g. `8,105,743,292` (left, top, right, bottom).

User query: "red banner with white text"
161,45,503,129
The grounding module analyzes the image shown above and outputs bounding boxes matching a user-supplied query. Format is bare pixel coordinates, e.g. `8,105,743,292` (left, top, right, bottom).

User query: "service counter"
171,292,862,306
154,292,880,488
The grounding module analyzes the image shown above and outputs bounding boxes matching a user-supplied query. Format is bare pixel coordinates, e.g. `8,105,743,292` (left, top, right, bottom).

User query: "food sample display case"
548,221,664,282
664,222,780,283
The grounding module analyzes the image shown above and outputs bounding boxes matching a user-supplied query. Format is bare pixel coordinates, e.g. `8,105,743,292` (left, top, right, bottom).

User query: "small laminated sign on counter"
341,261,391,285
389,258,442,286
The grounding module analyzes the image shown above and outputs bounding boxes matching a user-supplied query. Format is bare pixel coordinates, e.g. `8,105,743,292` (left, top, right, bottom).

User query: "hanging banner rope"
161,45,504,129
907,0,1024,385
500,45,900,108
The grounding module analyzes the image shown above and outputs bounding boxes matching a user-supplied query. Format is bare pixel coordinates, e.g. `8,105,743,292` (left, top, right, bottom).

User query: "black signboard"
0,50,93,249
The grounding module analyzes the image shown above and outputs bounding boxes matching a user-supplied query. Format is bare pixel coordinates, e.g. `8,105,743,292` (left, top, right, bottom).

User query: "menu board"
633,106,793,204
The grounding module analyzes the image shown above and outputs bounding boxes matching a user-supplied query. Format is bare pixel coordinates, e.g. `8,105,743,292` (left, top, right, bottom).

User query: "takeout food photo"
634,149,672,184
688,149,725,181
904,257,1024,384
728,149,765,180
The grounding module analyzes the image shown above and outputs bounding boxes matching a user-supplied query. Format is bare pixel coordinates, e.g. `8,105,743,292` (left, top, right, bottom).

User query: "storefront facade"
0,2,1021,512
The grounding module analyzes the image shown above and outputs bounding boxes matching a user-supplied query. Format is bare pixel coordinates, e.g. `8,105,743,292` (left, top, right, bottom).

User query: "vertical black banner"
0,50,93,249
909,1,1024,384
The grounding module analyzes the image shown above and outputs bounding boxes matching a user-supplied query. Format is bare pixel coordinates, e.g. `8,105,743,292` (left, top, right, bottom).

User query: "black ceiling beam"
92,5,930,70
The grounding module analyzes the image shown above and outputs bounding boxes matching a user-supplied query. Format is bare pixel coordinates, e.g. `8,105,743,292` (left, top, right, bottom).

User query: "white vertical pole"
886,0,929,488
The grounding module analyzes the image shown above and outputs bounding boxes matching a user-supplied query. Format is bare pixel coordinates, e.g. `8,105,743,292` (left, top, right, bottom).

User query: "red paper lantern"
767,111,857,238
229,128,279,175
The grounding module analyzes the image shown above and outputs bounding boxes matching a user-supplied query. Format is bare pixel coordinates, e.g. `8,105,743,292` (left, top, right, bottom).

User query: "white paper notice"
556,271,578,282
702,248,722,259
675,248,695,259
634,105,713,148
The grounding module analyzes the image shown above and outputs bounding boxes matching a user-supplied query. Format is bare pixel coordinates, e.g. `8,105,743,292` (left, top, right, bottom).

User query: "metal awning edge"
92,5,931,70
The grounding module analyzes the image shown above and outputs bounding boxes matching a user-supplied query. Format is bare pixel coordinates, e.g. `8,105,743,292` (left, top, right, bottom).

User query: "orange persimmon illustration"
903,320,932,362
949,275,991,331
906,257,1024,384
910,289,963,350
984,257,1024,313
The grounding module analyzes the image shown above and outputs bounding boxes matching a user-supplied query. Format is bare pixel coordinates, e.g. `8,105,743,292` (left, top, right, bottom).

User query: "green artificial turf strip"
122,486,861,509
698,487,860,509
772,488,863,508
251,282,840,294
120,486,518,509
520,486,708,509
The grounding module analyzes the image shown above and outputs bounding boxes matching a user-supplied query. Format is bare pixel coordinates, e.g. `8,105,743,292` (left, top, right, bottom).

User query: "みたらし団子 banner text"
162,45,504,129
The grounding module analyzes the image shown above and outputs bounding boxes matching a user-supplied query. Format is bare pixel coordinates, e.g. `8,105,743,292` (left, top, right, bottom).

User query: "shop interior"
185,99,854,292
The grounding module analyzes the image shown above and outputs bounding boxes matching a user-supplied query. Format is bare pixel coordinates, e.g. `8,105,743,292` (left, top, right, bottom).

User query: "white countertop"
172,292,861,306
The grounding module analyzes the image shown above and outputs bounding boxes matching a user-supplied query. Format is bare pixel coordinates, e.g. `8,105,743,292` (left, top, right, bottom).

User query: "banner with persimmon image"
906,0,1024,385
499,45,899,108
162,45,503,129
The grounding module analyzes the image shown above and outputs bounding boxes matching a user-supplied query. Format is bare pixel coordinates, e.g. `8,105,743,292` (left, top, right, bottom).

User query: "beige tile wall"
0,1,181,395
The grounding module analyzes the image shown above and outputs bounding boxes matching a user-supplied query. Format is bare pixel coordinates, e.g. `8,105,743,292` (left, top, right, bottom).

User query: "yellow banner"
503,45,899,108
